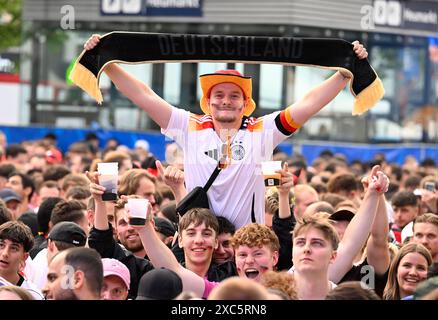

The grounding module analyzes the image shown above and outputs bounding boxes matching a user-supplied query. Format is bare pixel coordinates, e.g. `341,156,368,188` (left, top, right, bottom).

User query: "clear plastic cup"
97,162,119,201
126,198,150,225
261,161,282,187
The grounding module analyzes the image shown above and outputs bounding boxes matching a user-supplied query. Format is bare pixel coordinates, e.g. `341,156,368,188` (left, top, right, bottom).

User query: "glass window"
371,45,426,103
259,64,283,109
370,46,399,99
293,67,353,114
120,64,152,86
403,47,426,104
164,63,181,105
235,63,244,74
429,37,438,103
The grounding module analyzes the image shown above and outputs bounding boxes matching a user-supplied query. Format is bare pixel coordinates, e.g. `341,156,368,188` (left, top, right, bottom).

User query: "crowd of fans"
0,128,437,301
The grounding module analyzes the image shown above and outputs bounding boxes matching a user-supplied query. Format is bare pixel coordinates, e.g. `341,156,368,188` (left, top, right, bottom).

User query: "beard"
211,103,244,124
56,288,79,300
121,238,144,254
214,113,238,123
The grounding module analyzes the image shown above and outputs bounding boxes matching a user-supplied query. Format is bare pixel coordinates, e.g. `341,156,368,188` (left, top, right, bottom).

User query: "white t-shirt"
26,248,49,290
401,221,414,243
1,274,43,300
162,107,298,228
20,276,44,300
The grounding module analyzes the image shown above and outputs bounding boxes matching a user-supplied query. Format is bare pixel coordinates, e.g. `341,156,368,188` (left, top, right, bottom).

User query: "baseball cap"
48,221,87,246
136,268,183,300
154,217,176,238
329,208,355,222
102,258,130,290
134,139,150,152
45,148,63,165
0,188,22,203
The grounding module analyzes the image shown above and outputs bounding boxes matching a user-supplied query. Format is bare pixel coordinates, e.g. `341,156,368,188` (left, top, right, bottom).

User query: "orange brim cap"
199,73,256,117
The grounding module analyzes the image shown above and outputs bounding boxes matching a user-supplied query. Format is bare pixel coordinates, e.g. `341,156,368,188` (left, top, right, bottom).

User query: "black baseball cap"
136,268,183,300
329,209,355,222
154,217,176,238
48,221,87,247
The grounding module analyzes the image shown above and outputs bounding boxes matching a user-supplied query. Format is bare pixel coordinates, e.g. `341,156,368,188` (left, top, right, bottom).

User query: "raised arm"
133,206,206,297
87,171,110,231
421,189,438,214
366,193,390,275
156,160,187,204
329,165,388,283
84,35,173,129
290,41,367,126
272,162,295,270
277,162,294,219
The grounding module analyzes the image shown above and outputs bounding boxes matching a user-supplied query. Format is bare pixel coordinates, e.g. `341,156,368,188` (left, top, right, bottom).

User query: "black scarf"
70,32,384,115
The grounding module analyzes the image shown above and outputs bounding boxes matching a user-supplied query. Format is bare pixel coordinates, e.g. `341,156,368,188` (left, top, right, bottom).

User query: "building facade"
19,0,438,142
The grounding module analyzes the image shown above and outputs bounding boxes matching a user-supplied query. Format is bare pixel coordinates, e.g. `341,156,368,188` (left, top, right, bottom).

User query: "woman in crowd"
383,242,432,300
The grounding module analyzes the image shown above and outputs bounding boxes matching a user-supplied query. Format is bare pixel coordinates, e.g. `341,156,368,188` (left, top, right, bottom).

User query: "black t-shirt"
339,258,389,297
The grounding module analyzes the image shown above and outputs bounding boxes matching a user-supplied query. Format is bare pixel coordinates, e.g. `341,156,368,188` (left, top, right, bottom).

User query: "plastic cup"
261,161,282,187
97,162,118,201
126,198,150,225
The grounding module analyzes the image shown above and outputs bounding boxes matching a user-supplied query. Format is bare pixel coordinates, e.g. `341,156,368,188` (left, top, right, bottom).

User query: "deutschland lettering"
157,34,303,59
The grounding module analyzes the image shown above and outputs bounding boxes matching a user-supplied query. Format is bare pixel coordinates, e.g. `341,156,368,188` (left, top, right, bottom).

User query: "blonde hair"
0,286,35,300
293,213,339,250
414,213,438,228
118,169,156,196
208,277,269,300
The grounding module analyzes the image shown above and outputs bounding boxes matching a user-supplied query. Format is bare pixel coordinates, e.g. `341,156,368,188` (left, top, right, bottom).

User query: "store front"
20,0,438,142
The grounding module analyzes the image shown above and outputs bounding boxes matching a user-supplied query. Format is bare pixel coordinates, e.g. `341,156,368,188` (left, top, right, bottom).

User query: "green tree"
0,0,22,50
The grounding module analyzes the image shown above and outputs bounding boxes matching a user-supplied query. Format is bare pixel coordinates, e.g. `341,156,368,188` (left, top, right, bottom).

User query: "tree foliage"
0,0,22,50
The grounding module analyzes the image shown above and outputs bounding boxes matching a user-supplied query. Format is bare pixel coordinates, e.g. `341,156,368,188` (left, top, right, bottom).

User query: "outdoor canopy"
70,31,384,115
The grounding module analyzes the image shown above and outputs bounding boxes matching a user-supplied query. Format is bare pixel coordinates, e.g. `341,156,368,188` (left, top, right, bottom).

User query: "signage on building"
373,0,438,32
101,0,203,16
0,53,18,74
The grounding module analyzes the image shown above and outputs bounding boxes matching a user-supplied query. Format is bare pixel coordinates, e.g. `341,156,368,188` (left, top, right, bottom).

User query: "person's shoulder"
189,112,212,122
33,248,48,263
240,116,264,132
188,113,214,131
129,253,154,272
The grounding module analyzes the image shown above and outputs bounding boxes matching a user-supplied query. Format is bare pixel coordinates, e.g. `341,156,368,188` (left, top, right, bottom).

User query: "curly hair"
231,223,280,252
260,271,297,300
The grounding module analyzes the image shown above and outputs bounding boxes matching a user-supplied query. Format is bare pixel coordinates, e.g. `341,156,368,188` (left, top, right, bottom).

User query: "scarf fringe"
69,62,103,104
352,76,385,116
